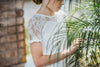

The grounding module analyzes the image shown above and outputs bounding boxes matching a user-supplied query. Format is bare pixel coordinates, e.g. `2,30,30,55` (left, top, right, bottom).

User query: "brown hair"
32,0,42,5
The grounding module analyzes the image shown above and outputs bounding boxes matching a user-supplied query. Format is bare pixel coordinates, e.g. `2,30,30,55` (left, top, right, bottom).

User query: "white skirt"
24,56,67,67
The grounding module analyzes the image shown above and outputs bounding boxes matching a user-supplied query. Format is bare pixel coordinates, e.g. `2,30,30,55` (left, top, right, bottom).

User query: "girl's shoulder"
28,13,54,29
28,10,66,27
28,14,46,25
30,13,56,23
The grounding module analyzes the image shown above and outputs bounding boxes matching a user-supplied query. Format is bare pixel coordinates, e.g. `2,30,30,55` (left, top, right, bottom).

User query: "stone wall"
0,0,26,67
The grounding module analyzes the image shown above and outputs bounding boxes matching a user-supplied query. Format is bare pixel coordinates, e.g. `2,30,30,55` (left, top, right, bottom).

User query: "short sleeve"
28,17,42,45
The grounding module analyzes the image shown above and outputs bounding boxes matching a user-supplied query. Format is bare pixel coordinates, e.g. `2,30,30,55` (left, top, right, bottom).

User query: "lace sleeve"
28,17,42,45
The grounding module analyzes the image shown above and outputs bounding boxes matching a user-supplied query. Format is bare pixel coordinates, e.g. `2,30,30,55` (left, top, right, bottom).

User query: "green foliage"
66,0,100,67
25,28,31,59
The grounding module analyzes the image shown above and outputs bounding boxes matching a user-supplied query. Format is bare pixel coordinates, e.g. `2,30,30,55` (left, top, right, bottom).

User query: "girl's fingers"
78,38,83,40
83,39,87,43
73,38,87,47
77,38,83,41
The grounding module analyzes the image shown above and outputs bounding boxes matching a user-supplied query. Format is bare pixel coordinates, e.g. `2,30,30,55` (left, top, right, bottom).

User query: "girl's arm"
31,41,79,67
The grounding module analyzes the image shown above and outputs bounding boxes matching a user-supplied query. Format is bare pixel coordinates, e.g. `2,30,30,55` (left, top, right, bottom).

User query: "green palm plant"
46,0,100,67
66,0,100,67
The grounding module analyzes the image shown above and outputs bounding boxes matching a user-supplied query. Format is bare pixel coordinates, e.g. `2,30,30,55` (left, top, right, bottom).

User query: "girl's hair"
32,0,42,5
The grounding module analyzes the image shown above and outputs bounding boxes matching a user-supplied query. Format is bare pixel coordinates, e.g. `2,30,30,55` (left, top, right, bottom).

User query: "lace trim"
28,39,42,45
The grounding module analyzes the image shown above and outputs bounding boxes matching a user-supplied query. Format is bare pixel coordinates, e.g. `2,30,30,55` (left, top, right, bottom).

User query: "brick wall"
0,0,26,67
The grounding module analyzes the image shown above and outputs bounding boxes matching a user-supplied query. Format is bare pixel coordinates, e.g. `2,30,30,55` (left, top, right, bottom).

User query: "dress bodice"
26,10,68,67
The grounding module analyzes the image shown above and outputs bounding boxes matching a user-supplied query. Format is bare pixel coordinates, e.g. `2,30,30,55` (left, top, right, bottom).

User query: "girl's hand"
67,38,86,55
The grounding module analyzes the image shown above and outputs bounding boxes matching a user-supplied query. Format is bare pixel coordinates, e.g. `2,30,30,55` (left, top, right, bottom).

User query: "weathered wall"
0,0,26,67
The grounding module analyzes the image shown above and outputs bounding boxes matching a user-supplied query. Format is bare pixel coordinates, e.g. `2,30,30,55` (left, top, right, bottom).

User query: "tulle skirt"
24,56,66,67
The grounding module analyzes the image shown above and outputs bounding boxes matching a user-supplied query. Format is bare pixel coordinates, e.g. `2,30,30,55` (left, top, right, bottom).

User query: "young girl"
25,0,84,67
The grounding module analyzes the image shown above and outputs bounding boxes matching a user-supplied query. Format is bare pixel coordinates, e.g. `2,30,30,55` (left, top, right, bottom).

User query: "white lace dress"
25,10,68,67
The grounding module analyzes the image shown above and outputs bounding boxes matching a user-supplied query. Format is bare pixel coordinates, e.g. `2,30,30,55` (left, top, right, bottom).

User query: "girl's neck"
37,4,54,16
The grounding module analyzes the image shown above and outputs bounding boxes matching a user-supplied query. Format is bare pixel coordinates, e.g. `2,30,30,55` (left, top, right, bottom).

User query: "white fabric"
25,10,68,67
